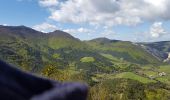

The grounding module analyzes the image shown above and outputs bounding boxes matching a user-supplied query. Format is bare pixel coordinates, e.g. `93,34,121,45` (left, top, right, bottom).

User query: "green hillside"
0,25,170,100
86,38,161,65
0,26,115,73
143,41,170,53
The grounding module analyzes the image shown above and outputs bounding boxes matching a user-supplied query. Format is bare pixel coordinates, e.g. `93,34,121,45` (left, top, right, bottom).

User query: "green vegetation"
0,26,170,100
89,79,170,100
80,57,95,63
143,71,158,76
158,65,170,73
143,41,170,53
52,53,60,59
86,39,161,64
115,72,156,83
101,53,122,62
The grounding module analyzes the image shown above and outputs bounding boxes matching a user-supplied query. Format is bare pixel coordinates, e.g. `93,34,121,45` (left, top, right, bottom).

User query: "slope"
86,38,161,65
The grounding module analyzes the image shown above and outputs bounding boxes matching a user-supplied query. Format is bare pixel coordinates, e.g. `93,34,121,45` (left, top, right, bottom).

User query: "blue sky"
0,0,170,42
0,0,49,26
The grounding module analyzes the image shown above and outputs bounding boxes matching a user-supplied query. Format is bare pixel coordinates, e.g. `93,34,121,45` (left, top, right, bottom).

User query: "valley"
0,25,170,100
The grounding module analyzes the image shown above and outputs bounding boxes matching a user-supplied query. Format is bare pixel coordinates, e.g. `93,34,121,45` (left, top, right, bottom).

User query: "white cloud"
149,22,167,38
77,27,92,33
46,0,170,27
2,24,8,26
49,0,122,25
36,0,170,41
33,22,58,32
63,27,93,35
101,30,115,36
39,0,58,7
101,26,115,36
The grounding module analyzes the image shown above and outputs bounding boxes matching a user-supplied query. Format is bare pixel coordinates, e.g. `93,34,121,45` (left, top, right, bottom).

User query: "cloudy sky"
0,0,170,42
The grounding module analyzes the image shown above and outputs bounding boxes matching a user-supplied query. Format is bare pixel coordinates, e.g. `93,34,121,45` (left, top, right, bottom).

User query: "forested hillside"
0,25,170,100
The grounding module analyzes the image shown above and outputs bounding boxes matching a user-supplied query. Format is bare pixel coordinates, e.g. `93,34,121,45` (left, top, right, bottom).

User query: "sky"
0,0,170,42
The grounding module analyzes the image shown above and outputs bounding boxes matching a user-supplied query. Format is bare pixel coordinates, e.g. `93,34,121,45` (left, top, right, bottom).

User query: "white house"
159,72,166,76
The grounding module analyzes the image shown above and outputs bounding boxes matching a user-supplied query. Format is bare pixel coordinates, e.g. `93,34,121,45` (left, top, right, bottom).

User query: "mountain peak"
48,30,80,40
0,25,43,39
90,37,110,42
0,25,40,32
90,37,120,43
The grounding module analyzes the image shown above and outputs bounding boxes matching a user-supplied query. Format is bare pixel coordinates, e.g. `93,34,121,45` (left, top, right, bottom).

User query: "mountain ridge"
0,25,169,42
0,25,168,67
1,25,170,99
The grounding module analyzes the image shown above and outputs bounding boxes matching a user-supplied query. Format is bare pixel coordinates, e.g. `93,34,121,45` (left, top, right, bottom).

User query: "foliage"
0,26,170,100
80,57,95,63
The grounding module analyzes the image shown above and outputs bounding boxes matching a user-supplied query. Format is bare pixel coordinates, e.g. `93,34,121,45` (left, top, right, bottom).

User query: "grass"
156,77,169,83
143,71,158,76
100,53,122,62
92,72,156,84
87,41,160,64
48,38,84,50
139,65,170,85
52,53,60,59
141,65,155,70
115,72,156,83
158,65,170,73
156,65,170,85
80,57,95,63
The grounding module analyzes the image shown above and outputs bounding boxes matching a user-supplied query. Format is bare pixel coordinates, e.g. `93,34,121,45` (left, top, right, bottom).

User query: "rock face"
164,52,170,62
0,60,88,100
139,41,170,62
139,44,167,61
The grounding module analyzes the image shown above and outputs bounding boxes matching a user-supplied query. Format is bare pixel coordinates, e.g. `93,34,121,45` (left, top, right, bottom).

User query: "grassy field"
140,65,170,85
93,72,156,84
100,53,122,62
80,57,95,63
144,71,158,76
114,72,156,83
158,65,170,73
156,65,170,84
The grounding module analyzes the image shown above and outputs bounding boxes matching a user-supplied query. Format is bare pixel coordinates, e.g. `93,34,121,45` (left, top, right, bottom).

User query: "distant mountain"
0,25,165,73
86,38,161,64
0,25,114,73
0,25,43,40
47,30,86,49
0,25,50,72
49,30,79,39
89,37,121,44
143,41,170,52
1,25,170,99
139,41,170,62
